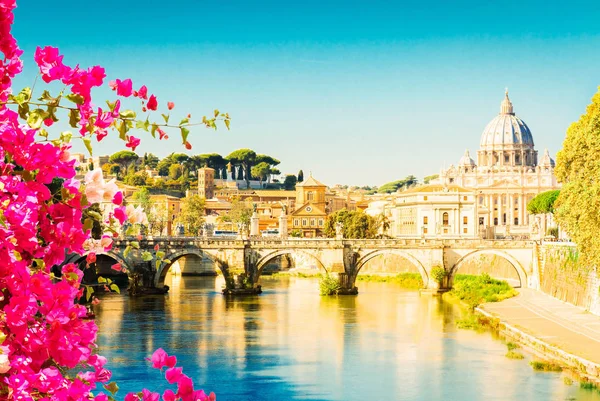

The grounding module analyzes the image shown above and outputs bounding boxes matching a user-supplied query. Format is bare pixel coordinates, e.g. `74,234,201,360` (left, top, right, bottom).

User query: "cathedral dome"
479,90,534,149
458,149,476,167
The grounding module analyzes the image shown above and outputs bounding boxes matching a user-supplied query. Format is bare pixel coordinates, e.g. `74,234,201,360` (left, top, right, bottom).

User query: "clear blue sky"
11,0,600,186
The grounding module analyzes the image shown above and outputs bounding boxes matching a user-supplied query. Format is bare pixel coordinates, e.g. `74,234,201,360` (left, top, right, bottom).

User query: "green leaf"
224,119,230,130
123,246,132,258
83,137,93,156
110,284,120,294
69,109,81,128
83,218,94,232
118,121,128,140
38,128,48,138
119,109,136,119
98,277,107,284
141,251,153,262
60,131,73,143
18,103,30,120
162,114,170,124
130,241,140,249
150,124,158,138
104,382,119,395
33,259,45,269
214,109,220,117
86,286,94,302
38,90,54,102
27,108,48,129
14,87,32,105
180,127,190,144
162,259,171,264
88,210,103,220
179,117,189,125
66,93,85,105
135,119,150,132
156,250,165,259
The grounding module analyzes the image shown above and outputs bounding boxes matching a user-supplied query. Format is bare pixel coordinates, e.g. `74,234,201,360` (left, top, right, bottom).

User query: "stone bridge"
65,237,539,295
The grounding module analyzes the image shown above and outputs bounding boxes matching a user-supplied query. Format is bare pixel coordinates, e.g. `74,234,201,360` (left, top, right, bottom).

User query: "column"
519,195,525,226
498,194,503,226
488,194,493,226
508,194,513,226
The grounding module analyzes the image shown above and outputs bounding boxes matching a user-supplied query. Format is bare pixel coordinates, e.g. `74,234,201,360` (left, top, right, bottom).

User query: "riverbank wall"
476,306,600,383
538,243,600,316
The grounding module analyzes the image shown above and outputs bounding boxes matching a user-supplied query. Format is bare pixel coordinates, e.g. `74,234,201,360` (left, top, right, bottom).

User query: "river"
94,275,600,400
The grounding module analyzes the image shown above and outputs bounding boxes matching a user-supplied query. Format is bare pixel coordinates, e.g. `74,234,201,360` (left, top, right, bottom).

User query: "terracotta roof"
296,175,326,187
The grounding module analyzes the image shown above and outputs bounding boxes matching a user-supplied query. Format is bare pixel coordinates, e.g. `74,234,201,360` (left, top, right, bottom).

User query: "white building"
390,185,478,239
434,90,560,238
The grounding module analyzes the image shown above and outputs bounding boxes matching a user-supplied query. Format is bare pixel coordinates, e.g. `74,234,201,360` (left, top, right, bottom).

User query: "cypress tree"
298,169,304,182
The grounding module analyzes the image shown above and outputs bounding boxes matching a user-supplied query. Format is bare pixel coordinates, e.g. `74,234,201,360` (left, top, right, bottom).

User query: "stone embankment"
479,288,600,382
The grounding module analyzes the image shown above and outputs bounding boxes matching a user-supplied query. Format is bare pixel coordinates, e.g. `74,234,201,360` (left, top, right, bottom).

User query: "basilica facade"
433,90,560,238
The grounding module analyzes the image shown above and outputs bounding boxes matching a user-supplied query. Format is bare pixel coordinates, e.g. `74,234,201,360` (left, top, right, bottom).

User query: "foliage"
0,4,227,398
147,201,169,236
356,273,424,289
289,229,302,237
505,351,525,359
527,189,560,214
424,174,439,184
251,161,271,187
431,266,447,284
378,175,418,193
109,150,139,178
283,174,297,190
142,152,160,169
175,195,205,236
530,361,562,372
319,274,341,295
227,148,256,187
220,197,253,233
449,274,518,309
169,163,182,180
297,169,304,182
554,88,600,268
124,171,147,186
323,209,379,239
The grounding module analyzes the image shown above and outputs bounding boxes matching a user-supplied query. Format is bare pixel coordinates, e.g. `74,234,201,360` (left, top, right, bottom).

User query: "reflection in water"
94,276,600,401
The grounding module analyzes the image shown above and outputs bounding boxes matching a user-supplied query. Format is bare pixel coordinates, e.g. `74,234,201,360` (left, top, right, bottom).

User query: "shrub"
449,274,518,309
431,266,447,285
506,351,525,359
530,361,562,372
319,274,341,295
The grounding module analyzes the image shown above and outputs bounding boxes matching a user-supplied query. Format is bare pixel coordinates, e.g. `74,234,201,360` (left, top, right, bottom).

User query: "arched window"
442,212,449,226
307,191,314,201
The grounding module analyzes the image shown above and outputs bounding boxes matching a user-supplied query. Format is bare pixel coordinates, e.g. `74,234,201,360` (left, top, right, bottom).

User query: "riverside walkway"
481,288,600,365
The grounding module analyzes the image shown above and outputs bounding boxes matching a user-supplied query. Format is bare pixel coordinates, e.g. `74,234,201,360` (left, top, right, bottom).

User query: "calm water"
95,276,600,401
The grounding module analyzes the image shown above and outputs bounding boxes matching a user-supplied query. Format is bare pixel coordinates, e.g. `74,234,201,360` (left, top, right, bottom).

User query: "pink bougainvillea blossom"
147,94,158,111
109,78,133,97
126,135,141,151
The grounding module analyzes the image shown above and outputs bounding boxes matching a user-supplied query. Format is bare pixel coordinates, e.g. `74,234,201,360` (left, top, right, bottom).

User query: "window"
423,227,428,234
514,217,519,225
463,196,467,201
449,178,454,184
479,217,484,225
516,155,521,164
479,196,484,205
294,219,299,226
504,155,509,163
307,192,314,201
423,196,428,201
494,217,498,226
302,219,307,226
423,216,428,225
442,212,449,226
318,219,324,226
443,228,448,234
310,218,316,226
463,216,468,225
463,228,468,234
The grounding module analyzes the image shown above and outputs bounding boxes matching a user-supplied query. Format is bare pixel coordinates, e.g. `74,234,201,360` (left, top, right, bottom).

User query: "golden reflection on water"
93,275,600,401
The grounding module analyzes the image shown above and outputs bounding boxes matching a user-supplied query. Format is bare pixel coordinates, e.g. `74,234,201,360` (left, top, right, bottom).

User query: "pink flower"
167,102,175,110
138,85,148,100
165,367,183,384
162,390,176,401
142,389,160,401
147,95,158,111
109,78,133,97
111,263,122,272
154,244,160,251
185,142,192,150
113,206,127,225
157,128,167,140
86,252,97,265
126,135,141,151
113,191,123,205
150,348,177,370
125,393,140,401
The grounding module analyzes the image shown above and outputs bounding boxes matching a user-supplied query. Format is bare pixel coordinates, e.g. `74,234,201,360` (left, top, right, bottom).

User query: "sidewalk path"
481,288,600,364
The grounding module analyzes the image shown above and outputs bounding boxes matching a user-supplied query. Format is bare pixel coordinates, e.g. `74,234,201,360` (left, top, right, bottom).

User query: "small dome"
480,90,534,149
458,149,476,167
539,148,555,168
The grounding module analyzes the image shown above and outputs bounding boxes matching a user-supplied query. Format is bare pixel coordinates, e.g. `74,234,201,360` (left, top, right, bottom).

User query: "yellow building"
291,175,328,237
198,168,215,199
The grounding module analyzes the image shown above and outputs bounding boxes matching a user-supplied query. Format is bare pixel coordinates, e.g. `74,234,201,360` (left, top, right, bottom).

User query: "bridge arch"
155,250,227,287
255,249,327,276
354,249,429,287
63,252,131,276
449,249,527,288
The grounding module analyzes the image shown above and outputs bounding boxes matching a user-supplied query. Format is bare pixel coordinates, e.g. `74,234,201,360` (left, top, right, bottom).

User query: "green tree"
283,174,297,190
251,162,271,188
220,197,253,234
237,166,244,181
169,164,182,180
378,175,419,193
424,174,439,184
527,190,560,214
175,195,205,236
147,202,168,236
124,172,147,186
142,153,160,169
132,187,151,210
108,150,139,179
157,153,175,176
554,88,600,266
297,169,304,182
227,149,256,188
323,209,378,239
